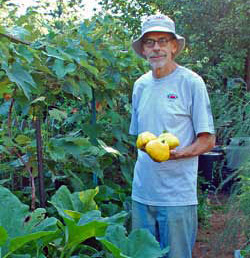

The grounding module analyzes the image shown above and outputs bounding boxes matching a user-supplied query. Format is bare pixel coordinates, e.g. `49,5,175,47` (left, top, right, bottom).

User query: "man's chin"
149,60,167,70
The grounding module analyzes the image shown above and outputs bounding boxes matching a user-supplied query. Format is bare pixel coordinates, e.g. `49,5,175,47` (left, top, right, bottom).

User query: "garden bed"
193,194,247,258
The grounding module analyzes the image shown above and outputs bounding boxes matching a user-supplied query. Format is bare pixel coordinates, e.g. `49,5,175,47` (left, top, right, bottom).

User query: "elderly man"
129,14,215,258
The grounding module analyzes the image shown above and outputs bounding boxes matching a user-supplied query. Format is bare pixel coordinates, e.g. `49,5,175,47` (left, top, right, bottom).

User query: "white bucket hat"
132,14,185,59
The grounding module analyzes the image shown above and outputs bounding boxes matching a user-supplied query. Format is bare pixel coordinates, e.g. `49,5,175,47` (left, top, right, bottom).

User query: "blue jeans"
132,201,197,258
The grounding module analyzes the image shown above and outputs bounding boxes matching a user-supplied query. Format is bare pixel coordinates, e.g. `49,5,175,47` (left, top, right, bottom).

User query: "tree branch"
0,33,30,45
7,98,15,138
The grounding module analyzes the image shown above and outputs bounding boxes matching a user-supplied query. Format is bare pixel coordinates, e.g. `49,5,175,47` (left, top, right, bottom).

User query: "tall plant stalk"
35,110,46,208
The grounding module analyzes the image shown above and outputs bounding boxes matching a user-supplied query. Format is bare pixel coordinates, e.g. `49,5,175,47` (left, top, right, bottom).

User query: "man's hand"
169,133,215,160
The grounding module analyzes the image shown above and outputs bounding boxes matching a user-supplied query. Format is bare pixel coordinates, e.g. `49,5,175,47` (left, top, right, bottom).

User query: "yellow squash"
136,131,157,150
145,138,170,162
158,132,180,149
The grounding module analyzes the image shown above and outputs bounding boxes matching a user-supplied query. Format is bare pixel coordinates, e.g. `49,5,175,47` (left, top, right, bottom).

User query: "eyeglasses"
142,37,174,48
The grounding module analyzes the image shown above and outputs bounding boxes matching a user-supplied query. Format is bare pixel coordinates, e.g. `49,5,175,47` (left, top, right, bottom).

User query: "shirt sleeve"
191,77,215,136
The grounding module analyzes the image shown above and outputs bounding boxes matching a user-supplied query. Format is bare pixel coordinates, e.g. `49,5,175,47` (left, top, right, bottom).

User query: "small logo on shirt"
167,93,178,101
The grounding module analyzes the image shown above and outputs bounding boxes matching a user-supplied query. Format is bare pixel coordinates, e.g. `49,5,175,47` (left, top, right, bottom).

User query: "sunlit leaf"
15,135,32,145
98,139,121,156
49,108,67,122
79,187,99,212
30,96,46,104
50,185,99,217
64,210,81,219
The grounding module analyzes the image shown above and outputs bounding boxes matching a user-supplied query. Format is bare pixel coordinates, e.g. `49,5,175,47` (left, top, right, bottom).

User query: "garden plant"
0,0,250,257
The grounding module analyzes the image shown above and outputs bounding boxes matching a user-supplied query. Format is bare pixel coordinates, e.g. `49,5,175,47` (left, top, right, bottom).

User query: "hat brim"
132,26,185,59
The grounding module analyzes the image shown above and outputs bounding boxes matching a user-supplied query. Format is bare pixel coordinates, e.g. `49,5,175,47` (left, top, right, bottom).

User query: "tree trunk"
245,49,250,92
91,87,98,186
35,116,46,208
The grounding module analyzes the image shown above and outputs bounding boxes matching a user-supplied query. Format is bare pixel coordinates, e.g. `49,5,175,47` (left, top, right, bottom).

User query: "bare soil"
192,194,247,258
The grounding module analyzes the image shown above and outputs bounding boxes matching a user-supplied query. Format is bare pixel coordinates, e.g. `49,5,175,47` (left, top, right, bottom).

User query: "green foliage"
240,246,250,258
99,225,169,258
100,0,249,91
210,81,250,144
49,185,99,217
0,186,58,257
99,0,156,35
197,186,212,227
0,1,250,255
0,12,141,208
237,162,250,222
0,185,166,257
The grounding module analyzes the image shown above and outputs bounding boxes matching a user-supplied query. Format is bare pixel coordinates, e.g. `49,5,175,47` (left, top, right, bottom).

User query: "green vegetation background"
0,0,249,257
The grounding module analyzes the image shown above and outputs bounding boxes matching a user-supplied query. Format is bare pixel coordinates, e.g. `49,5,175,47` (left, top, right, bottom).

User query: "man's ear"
141,44,146,56
171,39,178,56
142,48,148,60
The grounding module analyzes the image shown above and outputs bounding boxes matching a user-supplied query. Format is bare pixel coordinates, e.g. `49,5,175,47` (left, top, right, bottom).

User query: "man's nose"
152,41,161,50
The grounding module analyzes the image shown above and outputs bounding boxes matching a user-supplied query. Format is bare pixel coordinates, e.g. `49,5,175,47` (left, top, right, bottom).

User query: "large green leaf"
65,209,128,250
79,59,99,77
8,230,57,256
50,185,99,218
0,42,10,64
98,239,130,258
62,78,81,98
44,46,69,60
0,101,11,116
0,187,58,256
63,46,87,64
78,80,92,99
62,78,92,100
52,59,77,79
2,62,36,99
63,214,108,250
99,225,169,258
0,186,29,243
47,136,98,161
81,124,103,142
15,135,32,146
15,45,34,63
50,187,127,251
50,185,85,217
79,187,99,213
101,211,128,226
32,58,53,75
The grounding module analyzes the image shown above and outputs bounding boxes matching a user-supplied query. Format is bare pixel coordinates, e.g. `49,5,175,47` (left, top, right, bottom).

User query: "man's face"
142,32,177,69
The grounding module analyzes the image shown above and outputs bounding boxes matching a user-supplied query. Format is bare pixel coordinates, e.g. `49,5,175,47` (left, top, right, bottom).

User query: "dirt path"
192,194,246,258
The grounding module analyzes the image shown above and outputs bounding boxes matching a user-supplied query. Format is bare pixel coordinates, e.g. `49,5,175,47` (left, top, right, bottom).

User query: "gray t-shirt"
129,65,215,206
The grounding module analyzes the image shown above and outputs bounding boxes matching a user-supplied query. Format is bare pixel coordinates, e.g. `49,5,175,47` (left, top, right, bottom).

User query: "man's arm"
169,133,216,160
